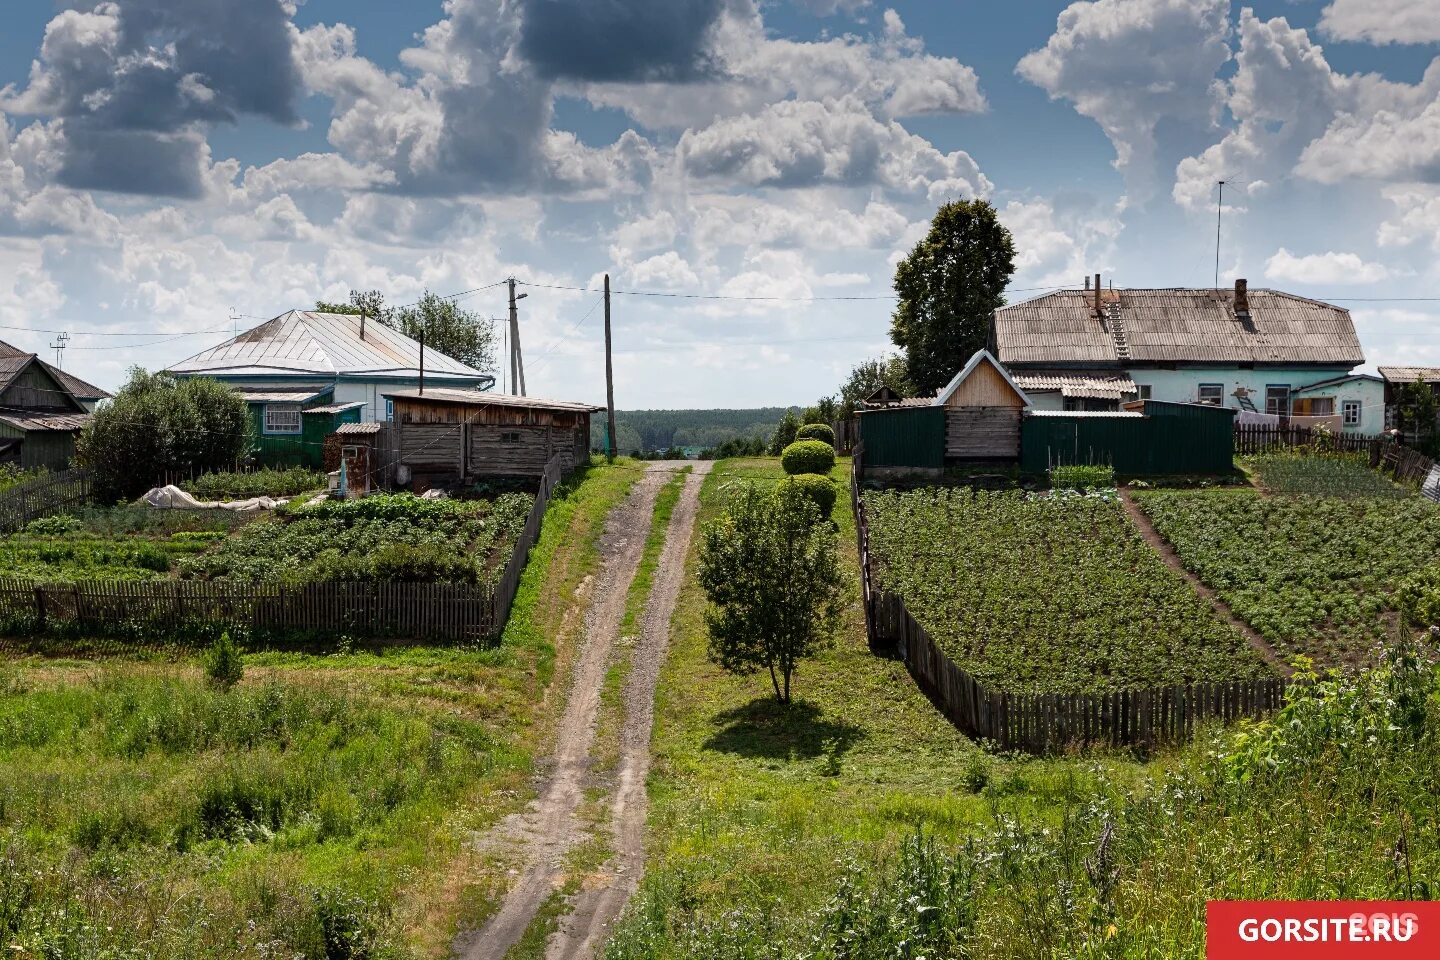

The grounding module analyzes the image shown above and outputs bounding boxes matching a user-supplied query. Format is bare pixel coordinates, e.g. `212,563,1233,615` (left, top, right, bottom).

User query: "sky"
2,0,1440,409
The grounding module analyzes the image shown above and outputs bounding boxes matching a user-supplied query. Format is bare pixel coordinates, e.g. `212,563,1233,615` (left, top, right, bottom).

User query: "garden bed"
863,487,1272,692
1135,486,1440,665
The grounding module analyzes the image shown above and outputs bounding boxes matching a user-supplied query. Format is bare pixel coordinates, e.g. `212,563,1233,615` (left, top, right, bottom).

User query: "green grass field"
0,458,647,959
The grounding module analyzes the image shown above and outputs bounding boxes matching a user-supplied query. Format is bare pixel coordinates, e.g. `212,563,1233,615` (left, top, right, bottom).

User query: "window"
502,431,522,443
384,398,393,422
264,403,302,434
1136,385,1152,400
1197,383,1224,405
1343,400,1362,427
1265,385,1291,417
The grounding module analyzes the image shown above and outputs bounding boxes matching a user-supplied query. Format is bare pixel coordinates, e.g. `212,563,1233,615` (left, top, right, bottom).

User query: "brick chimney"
1094,273,1102,319
1234,278,1250,317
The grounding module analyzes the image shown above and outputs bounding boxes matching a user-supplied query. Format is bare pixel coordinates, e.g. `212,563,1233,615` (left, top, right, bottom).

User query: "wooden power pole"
604,273,616,460
508,278,528,396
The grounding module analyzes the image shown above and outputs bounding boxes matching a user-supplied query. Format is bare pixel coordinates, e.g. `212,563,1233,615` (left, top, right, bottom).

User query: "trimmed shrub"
1050,463,1115,491
781,440,836,476
778,474,838,519
795,423,836,446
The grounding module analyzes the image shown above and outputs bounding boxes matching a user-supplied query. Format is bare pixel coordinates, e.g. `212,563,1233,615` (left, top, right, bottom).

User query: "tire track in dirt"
543,462,710,960
453,462,708,960
1118,487,1292,677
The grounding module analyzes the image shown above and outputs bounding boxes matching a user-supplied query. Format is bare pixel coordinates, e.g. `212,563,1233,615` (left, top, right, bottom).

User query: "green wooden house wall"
249,398,363,468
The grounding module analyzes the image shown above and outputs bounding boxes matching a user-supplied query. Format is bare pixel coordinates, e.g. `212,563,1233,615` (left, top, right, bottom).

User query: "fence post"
33,586,45,631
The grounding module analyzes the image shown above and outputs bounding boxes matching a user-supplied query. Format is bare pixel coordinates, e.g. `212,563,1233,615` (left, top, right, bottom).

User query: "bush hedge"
781,440,836,476
777,474,838,519
795,423,836,446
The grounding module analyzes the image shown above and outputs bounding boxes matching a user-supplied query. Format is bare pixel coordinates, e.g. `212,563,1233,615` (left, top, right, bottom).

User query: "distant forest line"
589,408,798,453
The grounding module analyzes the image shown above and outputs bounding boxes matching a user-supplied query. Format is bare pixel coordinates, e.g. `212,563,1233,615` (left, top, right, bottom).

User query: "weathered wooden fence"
490,453,564,629
0,469,91,534
0,579,499,644
831,417,859,454
1234,424,1378,455
850,450,1291,752
0,454,568,646
1373,440,1440,502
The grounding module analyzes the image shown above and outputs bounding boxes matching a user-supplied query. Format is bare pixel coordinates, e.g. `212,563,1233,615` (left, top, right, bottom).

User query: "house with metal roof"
167,310,496,465
991,277,1376,432
0,345,107,470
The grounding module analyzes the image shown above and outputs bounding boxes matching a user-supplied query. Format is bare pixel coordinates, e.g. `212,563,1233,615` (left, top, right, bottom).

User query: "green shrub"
23,514,81,537
1049,463,1114,491
203,632,244,691
780,439,836,476
795,423,836,446
777,474,838,519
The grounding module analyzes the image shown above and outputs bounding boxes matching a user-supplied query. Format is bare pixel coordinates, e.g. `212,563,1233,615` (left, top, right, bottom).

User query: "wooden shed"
933,350,1030,459
0,352,103,471
384,388,602,486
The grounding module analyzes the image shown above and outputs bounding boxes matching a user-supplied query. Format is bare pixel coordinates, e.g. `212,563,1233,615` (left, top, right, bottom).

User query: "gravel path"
453,462,709,960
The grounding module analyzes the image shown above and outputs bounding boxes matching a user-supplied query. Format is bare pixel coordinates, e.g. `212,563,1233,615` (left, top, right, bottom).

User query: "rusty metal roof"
1378,366,1440,384
384,387,603,413
168,311,492,382
0,411,90,432
995,288,1363,367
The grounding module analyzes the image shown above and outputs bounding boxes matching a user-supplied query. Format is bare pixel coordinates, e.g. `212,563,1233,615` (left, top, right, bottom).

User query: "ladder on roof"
1105,301,1131,362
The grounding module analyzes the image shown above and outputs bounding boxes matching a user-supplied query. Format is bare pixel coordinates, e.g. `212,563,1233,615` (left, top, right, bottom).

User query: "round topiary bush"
777,473,838,519
795,423,836,446
781,439,836,476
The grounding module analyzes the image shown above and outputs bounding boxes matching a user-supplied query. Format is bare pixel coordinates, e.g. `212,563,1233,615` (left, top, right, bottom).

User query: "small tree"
1398,381,1438,453
318,289,498,373
768,410,801,455
697,484,844,704
204,631,244,691
891,200,1016,396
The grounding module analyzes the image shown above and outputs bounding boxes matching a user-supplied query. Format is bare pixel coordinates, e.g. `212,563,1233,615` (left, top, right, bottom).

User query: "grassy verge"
0,458,647,959
604,458,1153,957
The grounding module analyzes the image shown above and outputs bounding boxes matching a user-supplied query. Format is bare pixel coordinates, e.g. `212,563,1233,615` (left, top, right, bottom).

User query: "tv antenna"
50,332,69,369
1214,180,1226,291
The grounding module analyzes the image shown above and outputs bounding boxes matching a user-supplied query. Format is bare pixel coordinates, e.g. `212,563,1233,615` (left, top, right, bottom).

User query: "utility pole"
604,273,616,460
508,278,528,396
50,332,68,369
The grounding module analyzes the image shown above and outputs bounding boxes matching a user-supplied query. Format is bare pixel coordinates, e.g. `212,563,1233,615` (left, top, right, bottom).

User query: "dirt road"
455,461,710,960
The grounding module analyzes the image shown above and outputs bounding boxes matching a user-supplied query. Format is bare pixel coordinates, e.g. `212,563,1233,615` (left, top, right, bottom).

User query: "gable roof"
167,311,495,384
0,353,87,414
994,288,1364,367
1292,373,1383,393
933,349,1031,408
0,338,109,400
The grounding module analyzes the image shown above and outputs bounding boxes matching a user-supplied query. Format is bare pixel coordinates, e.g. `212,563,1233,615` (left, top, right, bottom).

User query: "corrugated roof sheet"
0,412,90,431
384,387,603,412
995,288,1363,366
1027,409,1144,419
1378,366,1440,383
236,388,330,403
305,400,367,415
334,422,383,435
168,311,490,381
1012,371,1138,400
0,339,110,400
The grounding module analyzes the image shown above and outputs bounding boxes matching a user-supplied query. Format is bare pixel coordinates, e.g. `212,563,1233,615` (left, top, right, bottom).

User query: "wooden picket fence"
1373,440,1440,502
1234,424,1378,455
0,469,91,534
0,454,567,646
850,449,1291,752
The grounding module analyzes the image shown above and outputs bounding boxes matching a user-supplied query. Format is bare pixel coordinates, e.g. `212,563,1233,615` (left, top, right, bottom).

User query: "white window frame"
1136,385,1152,400
1264,384,1291,417
1197,383,1224,405
1343,399,1362,427
263,403,302,435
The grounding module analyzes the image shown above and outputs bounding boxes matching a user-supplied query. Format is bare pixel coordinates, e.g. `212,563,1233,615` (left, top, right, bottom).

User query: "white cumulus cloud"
1264,248,1392,285
1319,0,1440,45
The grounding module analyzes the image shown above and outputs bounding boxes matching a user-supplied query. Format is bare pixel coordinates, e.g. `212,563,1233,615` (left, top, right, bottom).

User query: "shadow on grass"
704,696,864,763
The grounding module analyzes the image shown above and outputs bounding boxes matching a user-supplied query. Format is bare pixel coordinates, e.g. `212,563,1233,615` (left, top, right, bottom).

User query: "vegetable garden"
863,488,1272,692
1135,488,1440,665
1246,451,1408,499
